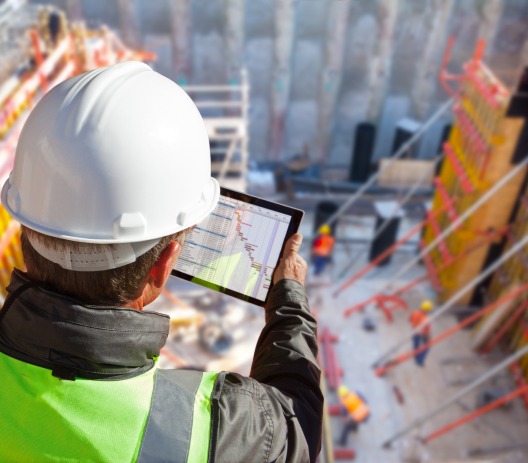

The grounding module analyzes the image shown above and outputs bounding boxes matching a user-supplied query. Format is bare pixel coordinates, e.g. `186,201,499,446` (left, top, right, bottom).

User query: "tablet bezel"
171,186,304,307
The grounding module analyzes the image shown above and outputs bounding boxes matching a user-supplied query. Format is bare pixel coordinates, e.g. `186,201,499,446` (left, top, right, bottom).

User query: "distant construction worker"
337,386,370,447
312,224,335,276
409,300,433,367
0,62,322,462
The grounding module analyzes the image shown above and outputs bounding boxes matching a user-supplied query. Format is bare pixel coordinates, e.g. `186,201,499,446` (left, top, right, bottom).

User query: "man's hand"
273,233,307,286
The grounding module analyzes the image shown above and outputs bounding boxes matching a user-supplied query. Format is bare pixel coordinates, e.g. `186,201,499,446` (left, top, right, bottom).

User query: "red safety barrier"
375,283,528,376
434,177,460,222
425,211,453,270
342,226,510,318
439,36,465,99
375,295,408,323
334,448,356,460
320,326,343,391
453,105,489,155
464,60,505,110
443,142,475,194
426,210,454,263
421,241,443,291
341,294,408,321
334,207,447,297
421,385,528,443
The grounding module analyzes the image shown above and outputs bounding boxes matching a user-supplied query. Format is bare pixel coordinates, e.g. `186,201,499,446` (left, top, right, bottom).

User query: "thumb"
284,233,303,256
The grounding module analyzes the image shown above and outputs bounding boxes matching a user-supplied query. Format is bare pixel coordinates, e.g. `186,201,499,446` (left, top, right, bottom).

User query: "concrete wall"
31,0,528,168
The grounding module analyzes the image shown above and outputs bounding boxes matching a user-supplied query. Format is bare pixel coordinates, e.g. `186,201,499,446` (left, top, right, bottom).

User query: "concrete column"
316,0,350,163
65,0,83,21
224,0,244,81
365,0,399,122
270,0,295,160
170,0,191,84
477,0,505,61
282,1,328,162
116,0,141,48
410,0,455,119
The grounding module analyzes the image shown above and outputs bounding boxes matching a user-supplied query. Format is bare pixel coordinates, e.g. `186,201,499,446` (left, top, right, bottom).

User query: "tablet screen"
172,187,303,306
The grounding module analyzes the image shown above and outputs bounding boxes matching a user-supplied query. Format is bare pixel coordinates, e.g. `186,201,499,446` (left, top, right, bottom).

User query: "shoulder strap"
137,369,218,463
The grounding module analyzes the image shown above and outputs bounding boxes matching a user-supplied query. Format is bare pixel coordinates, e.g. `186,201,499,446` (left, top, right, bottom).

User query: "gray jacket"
0,271,323,462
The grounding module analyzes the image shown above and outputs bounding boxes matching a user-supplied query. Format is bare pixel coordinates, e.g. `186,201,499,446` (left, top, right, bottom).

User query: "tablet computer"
171,187,304,307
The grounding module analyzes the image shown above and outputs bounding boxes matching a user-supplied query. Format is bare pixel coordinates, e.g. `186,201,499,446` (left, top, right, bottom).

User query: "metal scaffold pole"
372,232,528,368
341,226,509,317
323,98,454,229
361,155,528,367
381,341,528,449
382,154,528,289
421,384,528,444
336,155,443,282
375,282,528,376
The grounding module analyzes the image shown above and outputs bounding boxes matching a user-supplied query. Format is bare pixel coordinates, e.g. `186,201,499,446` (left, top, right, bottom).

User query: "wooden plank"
377,159,435,188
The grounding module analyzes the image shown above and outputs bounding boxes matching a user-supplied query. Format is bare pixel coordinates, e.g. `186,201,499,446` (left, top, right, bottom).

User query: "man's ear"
150,241,181,288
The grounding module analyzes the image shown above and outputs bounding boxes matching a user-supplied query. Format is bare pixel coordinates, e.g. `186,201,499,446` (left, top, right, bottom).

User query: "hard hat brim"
2,176,220,245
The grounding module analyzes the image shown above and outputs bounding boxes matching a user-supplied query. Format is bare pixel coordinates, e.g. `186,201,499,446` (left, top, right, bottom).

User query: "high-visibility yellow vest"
0,352,218,462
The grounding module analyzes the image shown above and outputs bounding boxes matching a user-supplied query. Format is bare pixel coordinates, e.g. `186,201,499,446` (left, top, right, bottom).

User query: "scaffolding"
182,71,250,193
0,3,155,303
328,41,528,448
423,45,528,305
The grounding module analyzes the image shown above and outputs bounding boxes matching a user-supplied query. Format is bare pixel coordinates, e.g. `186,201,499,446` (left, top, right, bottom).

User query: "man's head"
20,225,186,307
2,62,219,306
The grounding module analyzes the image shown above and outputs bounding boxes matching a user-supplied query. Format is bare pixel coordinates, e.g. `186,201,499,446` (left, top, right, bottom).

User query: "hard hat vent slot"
177,200,205,227
114,212,147,238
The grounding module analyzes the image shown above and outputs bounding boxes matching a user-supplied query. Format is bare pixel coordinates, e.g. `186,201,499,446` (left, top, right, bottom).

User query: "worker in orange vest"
337,386,370,447
409,300,433,367
312,224,335,276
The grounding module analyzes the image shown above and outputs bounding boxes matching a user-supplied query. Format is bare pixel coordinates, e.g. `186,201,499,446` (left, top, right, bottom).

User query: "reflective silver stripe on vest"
138,369,203,462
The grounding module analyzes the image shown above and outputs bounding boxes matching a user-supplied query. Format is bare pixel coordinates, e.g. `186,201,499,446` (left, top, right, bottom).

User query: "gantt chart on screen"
175,196,291,301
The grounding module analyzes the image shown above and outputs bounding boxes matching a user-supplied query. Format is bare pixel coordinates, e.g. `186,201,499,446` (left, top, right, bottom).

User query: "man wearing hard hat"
409,300,434,367
0,62,322,462
336,385,370,447
311,223,335,276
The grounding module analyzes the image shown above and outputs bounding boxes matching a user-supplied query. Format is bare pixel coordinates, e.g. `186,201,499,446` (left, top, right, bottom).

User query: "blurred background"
1,0,528,462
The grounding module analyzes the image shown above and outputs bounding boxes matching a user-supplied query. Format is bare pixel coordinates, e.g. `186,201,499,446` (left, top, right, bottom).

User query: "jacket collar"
0,270,170,380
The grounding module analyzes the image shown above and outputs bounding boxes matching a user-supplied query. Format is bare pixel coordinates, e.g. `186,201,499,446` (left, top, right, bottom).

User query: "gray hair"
21,226,187,306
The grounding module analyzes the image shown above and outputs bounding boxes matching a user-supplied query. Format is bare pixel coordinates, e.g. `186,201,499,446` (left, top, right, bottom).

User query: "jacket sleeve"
209,279,323,463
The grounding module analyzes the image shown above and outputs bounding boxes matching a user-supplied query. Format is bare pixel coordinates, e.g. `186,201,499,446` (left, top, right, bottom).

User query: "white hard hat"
1,61,219,270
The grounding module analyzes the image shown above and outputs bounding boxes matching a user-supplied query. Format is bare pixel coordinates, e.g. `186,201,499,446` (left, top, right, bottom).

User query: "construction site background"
1,1,528,462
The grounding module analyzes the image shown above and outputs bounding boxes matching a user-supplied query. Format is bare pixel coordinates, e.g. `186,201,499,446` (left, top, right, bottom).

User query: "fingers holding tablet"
171,187,304,307
273,233,307,286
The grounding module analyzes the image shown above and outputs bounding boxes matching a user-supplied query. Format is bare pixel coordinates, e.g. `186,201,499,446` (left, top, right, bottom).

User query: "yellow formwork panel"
428,58,528,305
0,206,23,302
511,317,528,376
